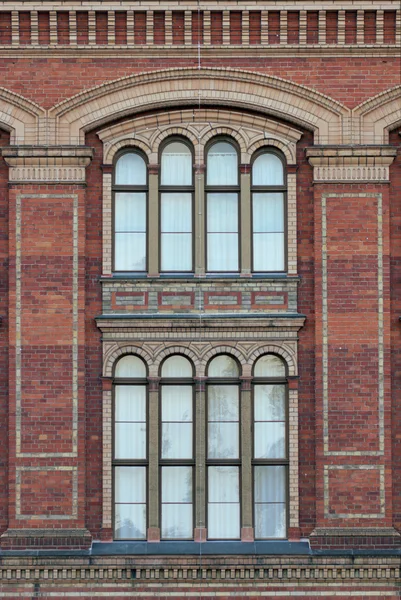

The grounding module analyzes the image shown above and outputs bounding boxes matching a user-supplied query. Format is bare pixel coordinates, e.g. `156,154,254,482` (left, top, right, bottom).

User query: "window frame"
158,136,195,274
112,355,149,541
250,147,288,274
112,148,149,274
205,353,242,540
158,355,196,540
251,354,289,540
204,137,241,274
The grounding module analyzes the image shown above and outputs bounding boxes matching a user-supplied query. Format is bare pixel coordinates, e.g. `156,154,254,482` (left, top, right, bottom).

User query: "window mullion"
240,377,253,539
148,165,159,276
240,168,251,275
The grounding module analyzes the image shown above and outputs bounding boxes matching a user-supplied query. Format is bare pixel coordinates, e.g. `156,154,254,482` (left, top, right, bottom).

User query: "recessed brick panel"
19,469,74,518
327,468,382,517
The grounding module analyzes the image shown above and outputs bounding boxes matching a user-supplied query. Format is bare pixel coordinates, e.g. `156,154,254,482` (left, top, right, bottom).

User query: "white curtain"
207,193,238,271
252,153,284,186
161,385,193,459
254,384,286,459
208,466,240,539
161,466,193,539
252,193,284,271
208,354,239,378
207,142,238,186
162,355,192,378
114,385,146,460
254,466,286,538
161,193,192,271
115,153,147,186
254,354,285,377
114,466,146,539
114,193,147,271
208,385,239,459
161,142,192,186
115,355,146,378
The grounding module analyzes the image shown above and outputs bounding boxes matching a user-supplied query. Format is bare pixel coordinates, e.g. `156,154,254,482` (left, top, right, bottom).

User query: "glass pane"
207,193,238,232
208,503,240,539
208,356,239,378
115,423,146,459
207,233,239,271
208,466,239,503
162,386,192,421
254,422,286,459
253,232,284,272
253,193,284,233
255,503,286,538
115,355,146,378
115,503,146,539
254,385,285,421
208,422,239,459
254,466,286,503
161,233,192,271
114,233,146,271
207,141,238,186
115,153,146,186
254,355,286,377
162,504,193,539
162,356,192,378
115,386,146,421
161,141,192,186
161,193,192,232
115,193,146,232
162,466,192,502
115,466,146,503
252,153,284,186
162,422,193,459
208,386,239,420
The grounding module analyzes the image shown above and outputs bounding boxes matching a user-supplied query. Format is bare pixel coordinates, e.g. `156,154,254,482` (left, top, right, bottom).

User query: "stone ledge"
0,528,92,550
310,527,401,550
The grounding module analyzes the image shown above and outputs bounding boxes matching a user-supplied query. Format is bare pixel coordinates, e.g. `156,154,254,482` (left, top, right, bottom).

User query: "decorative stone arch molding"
248,344,297,377
0,87,45,145
353,85,401,144
49,67,349,145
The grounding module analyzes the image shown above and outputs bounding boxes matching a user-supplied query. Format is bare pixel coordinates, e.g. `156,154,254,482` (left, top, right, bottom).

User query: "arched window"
113,151,148,272
160,355,194,539
251,150,286,272
160,140,194,272
113,355,148,540
206,140,240,272
253,354,287,539
207,354,241,539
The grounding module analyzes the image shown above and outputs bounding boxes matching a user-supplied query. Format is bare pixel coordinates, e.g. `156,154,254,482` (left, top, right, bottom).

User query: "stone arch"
248,344,297,377
353,85,401,144
49,68,349,145
150,127,200,157
200,345,247,378
247,138,296,165
0,87,45,144
103,344,154,377
152,345,200,377
104,138,151,164
201,126,248,162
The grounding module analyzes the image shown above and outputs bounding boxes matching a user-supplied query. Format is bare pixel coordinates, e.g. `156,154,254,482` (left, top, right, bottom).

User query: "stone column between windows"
240,167,251,275
194,378,206,541
148,165,159,277
240,377,253,541
195,165,205,275
147,377,160,541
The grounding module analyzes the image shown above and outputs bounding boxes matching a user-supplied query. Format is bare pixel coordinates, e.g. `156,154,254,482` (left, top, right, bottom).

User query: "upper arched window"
160,140,194,272
206,139,240,272
251,150,286,272
113,151,148,272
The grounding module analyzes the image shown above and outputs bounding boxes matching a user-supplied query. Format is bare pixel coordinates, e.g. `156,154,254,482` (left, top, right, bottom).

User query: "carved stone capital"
2,146,94,183
306,145,397,182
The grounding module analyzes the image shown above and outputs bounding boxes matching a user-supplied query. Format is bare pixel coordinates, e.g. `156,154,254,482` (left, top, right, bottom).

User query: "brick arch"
104,138,151,164
353,85,401,144
49,67,349,145
152,345,200,377
0,87,45,144
201,127,248,160
200,345,247,378
247,138,296,165
248,345,297,376
150,127,200,156
103,344,154,377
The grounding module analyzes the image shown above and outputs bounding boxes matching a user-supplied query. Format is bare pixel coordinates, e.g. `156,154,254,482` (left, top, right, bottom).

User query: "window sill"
100,274,300,283
90,540,310,555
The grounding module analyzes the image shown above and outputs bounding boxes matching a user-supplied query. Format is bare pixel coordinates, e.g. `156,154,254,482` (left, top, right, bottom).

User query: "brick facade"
0,0,401,597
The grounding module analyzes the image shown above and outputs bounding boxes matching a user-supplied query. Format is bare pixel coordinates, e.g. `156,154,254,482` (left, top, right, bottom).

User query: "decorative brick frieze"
306,145,397,181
